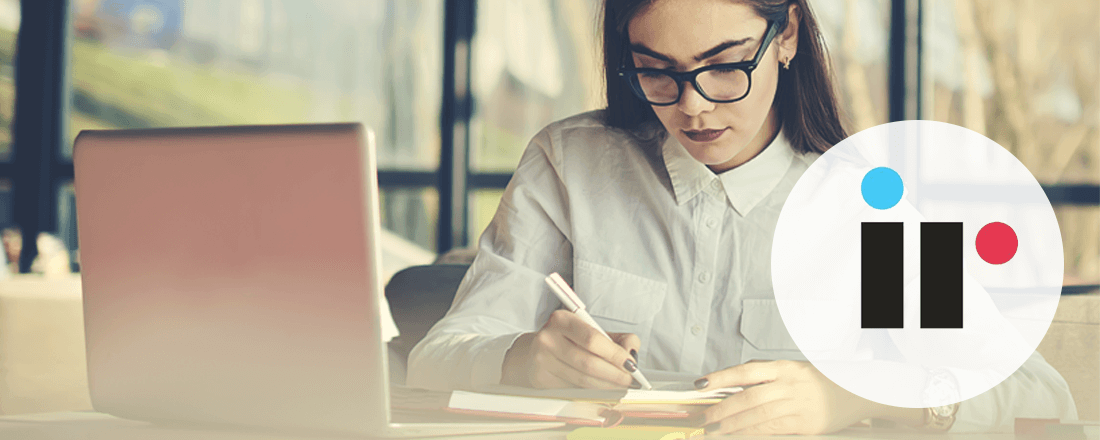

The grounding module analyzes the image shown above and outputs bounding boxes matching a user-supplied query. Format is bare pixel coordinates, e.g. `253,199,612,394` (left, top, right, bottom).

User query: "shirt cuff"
469,332,526,389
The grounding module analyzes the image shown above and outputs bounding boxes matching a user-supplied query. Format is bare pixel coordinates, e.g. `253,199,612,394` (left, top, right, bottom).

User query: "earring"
782,58,791,70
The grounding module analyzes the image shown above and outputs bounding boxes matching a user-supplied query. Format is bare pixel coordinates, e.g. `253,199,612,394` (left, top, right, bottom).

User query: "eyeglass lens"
634,68,750,104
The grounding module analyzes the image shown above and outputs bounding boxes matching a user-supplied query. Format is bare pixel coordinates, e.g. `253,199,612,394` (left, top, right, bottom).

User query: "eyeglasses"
617,20,781,106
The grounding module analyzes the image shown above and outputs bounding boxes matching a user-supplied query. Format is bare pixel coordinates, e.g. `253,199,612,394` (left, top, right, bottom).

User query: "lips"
683,128,728,143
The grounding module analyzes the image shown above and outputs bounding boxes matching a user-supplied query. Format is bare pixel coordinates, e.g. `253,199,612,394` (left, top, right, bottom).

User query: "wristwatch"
920,368,960,432
921,402,959,432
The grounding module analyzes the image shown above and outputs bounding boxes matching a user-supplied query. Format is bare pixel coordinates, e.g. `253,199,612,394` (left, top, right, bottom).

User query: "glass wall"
4,0,1088,273
814,0,890,132
923,0,1099,282
467,0,892,244
0,0,16,161
0,0,16,276
65,0,446,254
467,0,602,243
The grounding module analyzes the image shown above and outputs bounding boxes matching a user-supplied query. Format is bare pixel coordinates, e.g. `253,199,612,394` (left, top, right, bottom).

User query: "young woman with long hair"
408,0,1075,434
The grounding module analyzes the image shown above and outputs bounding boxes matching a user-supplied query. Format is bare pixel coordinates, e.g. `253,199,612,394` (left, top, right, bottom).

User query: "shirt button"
705,218,718,228
691,325,703,335
698,272,711,283
711,180,721,190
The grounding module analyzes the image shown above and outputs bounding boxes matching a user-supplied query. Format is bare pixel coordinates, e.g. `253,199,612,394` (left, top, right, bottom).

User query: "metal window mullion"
12,0,69,273
889,0,921,122
1042,184,1100,206
377,170,438,188
467,172,511,190
439,0,475,253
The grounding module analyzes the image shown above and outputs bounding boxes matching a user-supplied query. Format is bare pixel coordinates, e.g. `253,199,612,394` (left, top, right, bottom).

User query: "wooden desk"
0,411,1019,440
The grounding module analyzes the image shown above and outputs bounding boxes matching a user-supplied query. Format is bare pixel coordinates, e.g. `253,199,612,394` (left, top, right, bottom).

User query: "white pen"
544,272,654,390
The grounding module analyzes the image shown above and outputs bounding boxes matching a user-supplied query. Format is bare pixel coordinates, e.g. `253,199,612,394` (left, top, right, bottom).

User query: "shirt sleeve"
406,125,574,391
951,350,1078,432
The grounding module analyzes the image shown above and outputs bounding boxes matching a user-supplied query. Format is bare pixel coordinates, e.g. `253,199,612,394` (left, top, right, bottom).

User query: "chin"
681,136,744,166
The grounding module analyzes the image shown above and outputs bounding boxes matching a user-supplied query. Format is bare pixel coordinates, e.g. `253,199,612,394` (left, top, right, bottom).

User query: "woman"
408,0,1076,434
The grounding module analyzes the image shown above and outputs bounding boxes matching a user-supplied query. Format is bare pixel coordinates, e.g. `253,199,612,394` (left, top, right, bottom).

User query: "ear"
777,3,800,65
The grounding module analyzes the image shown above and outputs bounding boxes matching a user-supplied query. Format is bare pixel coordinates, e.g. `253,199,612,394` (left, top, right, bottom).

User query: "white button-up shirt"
407,110,1076,432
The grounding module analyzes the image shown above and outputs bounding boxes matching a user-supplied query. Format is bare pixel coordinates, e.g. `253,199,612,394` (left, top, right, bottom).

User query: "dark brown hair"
600,0,847,154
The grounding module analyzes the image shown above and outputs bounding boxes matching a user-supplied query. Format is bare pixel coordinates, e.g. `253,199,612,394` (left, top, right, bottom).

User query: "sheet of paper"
621,383,742,403
478,381,741,403
449,391,607,422
640,370,709,383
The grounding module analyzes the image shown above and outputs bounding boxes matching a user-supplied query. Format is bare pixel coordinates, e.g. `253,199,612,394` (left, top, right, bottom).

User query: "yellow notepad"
568,425,705,440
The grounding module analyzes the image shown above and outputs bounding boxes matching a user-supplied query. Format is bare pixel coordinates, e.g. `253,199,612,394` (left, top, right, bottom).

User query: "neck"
706,105,781,173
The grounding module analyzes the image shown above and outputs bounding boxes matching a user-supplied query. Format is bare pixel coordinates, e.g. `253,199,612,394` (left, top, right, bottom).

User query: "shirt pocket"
739,298,807,363
572,259,667,335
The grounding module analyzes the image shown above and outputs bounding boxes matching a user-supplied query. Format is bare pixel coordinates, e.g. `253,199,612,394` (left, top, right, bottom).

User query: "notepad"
567,425,705,440
446,391,611,425
479,381,743,405
392,387,617,426
392,379,741,427
452,382,740,426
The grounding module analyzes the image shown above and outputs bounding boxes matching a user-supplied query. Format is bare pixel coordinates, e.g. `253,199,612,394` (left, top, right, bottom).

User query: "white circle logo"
771,120,1062,408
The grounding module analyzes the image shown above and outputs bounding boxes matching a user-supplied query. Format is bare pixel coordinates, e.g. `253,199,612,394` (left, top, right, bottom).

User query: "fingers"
547,311,636,385
553,311,633,363
702,382,789,426
698,362,835,436
541,352,627,389
527,334,620,389
525,352,574,389
553,338,635,387
695,359,782,391
609,332,641,362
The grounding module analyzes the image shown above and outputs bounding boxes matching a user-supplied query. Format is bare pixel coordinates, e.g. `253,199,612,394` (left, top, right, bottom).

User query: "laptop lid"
74,123,391,433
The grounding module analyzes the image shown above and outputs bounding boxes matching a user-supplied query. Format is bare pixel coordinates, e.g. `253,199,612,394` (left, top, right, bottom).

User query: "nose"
676,81,714,117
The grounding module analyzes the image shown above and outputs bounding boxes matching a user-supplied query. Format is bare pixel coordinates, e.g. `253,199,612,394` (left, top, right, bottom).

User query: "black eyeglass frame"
617,19,782,106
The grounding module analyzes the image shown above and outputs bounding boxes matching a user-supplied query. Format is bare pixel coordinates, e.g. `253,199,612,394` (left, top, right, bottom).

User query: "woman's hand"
501,310,640,389
696,360,915,435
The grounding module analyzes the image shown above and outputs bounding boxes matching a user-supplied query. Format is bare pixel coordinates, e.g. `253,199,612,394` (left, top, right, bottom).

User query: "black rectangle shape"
862,222,904,328
921,222,963,328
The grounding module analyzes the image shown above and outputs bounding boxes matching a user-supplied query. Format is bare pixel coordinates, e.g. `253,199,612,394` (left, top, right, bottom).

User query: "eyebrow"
629,37,755,64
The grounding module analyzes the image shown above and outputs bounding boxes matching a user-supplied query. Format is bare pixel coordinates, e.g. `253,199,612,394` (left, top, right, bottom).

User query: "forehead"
628,0,765,54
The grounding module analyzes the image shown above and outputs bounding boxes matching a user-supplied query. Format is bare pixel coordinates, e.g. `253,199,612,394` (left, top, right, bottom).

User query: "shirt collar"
661,131,717,206
717,129,795,216
661,129,796,216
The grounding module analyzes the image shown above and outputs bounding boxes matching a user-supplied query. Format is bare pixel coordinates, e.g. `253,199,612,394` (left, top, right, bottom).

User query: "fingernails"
629,349,638,361
623,359,638,372
702,422,721,433
694,378,709,389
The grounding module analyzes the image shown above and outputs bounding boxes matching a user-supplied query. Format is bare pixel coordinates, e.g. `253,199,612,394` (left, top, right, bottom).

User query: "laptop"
72,123,560,437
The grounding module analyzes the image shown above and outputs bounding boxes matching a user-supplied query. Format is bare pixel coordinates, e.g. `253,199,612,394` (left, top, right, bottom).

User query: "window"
466,0,603,243
0,0,16,274
466,0,892,244
5,0,1094,278
0,0,13,163
923,0,1099,283
814,0,890,132
67,0,445,254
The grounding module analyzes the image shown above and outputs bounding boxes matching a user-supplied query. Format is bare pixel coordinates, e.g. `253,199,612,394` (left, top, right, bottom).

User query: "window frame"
2,0,1096,273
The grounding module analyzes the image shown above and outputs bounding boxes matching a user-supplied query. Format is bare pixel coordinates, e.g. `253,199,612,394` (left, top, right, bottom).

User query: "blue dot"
861,167,904,210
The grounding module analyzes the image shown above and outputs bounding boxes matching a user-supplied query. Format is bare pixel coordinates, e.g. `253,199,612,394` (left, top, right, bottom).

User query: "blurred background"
0,0,1095,283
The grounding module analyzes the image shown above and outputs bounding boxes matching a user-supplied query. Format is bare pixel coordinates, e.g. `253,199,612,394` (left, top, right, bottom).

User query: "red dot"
976,222,1017,265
